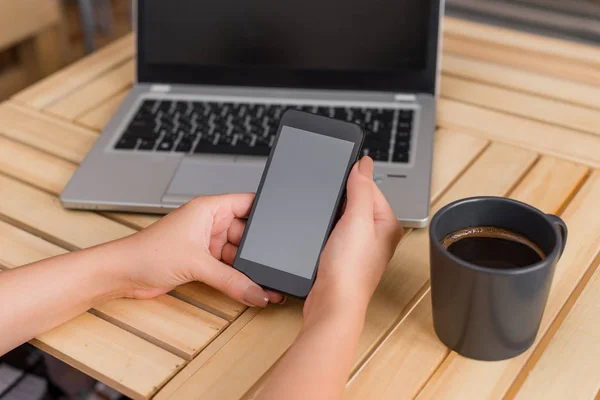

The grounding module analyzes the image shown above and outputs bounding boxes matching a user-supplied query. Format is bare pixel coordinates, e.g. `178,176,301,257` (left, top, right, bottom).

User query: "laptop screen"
137,0,441,93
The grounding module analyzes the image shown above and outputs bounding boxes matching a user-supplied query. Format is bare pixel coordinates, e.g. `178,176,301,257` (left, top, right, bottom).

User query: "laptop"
61,0,444,228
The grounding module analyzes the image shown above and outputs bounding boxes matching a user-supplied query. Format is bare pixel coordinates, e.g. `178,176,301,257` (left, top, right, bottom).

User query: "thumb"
345,156,375,218
197,257,270,308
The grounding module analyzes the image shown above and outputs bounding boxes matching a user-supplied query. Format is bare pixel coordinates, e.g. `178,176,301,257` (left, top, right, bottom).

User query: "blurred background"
0,0,599,103
0,0,132,103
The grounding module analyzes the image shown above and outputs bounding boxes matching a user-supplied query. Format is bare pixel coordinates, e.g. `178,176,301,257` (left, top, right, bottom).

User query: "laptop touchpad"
162,157,265,205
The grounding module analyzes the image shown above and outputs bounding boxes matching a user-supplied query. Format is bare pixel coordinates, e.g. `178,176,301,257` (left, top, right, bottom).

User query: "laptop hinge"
150,84,172,93
394,93,417,102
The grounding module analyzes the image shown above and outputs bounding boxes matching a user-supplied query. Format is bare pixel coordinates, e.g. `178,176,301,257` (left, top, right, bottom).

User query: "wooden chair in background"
0,0,67,99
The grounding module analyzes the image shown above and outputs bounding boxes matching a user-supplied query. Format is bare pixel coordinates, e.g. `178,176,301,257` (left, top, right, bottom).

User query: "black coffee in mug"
440,226,546,269
429,197,567,361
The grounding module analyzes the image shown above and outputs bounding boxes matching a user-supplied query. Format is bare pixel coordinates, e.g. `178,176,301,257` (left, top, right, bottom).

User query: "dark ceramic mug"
429,196,567,361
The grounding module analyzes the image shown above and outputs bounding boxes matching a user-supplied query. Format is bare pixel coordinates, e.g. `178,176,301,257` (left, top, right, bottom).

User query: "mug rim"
429,196,563,276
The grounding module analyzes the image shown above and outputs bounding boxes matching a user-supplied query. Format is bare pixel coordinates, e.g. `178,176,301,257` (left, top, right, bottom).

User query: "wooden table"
1,17,599,400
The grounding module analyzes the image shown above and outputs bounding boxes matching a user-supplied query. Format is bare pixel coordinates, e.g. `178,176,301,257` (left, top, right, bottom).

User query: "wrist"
304,281,369,328
86,237,144,302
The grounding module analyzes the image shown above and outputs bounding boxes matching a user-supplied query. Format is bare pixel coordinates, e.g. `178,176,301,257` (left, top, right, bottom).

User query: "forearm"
0,240,130,355
259,301,366,400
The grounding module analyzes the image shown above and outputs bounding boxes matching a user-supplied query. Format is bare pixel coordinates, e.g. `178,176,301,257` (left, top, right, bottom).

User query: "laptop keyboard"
114,100,414,163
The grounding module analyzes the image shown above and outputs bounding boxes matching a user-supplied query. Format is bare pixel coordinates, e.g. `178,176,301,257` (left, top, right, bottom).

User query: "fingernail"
242,285,269,307
278,295,287,305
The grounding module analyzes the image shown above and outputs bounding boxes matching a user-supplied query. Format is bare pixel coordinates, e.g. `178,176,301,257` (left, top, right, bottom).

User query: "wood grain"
159,142,536,399
0,221,184,399
0,102,97,164
92,295,227,361
516,259,600,400
155,308,262,400
442,54,600,111
438,98,600,168
171,282,246,321
102,212,161,230
444,16,600,67
77,90,129,131
47,60,134,120
158,300,304,400
33,313,183,400
510,157,588,214
0,173,135,251
430,130,489,200
443,36,600,86
346,292,448,400
0,135,76,194
345,155,587,400
0,200,227,360
0,138,242,325
416,170,600,399
0,219,67,268
12,34,134,109
441,75,600,136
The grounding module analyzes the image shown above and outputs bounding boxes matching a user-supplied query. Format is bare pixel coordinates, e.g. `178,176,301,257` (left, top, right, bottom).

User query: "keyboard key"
114,101,414,162
156,139,174,151
115,137,137,149
138,139,156,150
175,140,192,153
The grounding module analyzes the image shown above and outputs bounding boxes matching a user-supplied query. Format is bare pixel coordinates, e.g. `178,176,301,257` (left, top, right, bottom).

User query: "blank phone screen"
240,126,354,279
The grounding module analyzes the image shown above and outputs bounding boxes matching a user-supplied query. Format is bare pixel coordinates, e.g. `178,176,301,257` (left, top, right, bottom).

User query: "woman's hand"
115,194,284,307
304,156,404,321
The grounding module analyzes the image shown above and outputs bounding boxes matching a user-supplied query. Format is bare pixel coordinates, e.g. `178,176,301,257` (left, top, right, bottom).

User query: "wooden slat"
0,135,76,194
155,308,262,400
77,90,129,131
438,98,600,168
0,221,184,399
92,296,227,361
0,102,97,164
33,313,183,400
157,300,305,400
346,292,447,400
443,16,600,67
415,170,600,400
47,60,135,120
12,34,134,109
441,75,600,136
102,212,161,230
157,140,532,399
0,0,61,51
430,130,488,200
0,137,243,323
0,203,227,360
345,156,587,400
515,258,600,400
0,173,135,250
170,282,246,322
443,36,600,86
442,54,600,111
0,219,67,268
510,157,588,214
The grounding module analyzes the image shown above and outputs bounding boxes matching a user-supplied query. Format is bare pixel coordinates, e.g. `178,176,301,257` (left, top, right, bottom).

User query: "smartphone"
233,109,365,298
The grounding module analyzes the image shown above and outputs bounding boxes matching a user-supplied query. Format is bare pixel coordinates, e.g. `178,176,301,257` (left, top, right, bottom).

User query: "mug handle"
546,214,568,258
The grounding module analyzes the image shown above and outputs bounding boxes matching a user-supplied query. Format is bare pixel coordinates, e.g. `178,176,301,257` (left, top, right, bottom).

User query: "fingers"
219,193,256,218
198,256,270,307
227,218,247,246
221,242,238,265
345,157,375,218
218,244,286,304
266,290,285,304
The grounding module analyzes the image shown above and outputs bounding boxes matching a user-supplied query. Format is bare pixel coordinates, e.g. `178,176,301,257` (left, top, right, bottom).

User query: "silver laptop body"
61,0,444,228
